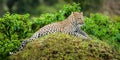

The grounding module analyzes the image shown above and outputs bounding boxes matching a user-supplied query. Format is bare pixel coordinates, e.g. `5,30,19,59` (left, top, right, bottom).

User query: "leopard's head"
71,12,84,27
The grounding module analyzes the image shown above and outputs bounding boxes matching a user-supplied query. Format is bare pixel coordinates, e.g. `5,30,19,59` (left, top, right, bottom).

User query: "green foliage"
0,13,33,59
0,13,33,39
10,33,120,60
82,13,120,50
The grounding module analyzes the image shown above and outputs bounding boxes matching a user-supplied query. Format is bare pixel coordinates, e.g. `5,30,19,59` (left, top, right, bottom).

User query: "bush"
82,13,120,51
0,13,34,59
9,33,120,60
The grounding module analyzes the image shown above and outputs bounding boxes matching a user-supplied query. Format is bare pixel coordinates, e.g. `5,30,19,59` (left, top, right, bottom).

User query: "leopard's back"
29,22,63,41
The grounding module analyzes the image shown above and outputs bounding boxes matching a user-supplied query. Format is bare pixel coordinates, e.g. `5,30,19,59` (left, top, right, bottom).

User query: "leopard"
10,12,91,54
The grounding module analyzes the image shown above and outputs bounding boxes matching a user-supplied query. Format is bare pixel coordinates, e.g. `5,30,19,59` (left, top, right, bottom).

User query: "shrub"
0,13,33,59
82,13,120,51
9,33,120,60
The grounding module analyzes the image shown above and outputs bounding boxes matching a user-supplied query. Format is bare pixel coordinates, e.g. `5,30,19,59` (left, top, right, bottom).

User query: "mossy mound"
10,33,120,60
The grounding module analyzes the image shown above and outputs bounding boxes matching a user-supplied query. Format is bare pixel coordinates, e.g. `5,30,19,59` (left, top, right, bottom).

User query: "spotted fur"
10,12,90,54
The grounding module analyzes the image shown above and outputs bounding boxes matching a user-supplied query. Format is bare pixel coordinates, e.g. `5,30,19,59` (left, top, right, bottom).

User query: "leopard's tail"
9,39,28,55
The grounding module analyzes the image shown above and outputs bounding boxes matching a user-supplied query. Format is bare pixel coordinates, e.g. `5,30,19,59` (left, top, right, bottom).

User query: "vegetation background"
0,0,120,60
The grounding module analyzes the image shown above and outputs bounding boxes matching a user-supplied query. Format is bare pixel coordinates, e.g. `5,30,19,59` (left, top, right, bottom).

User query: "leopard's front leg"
70,32,90,40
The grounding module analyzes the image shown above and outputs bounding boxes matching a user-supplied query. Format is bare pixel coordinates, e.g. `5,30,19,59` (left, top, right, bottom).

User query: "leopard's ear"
71,12,74,14
71,12,75,20
80,12,83,15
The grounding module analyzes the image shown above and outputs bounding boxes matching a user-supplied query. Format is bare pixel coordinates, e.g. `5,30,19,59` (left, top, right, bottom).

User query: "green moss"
9,33,120,60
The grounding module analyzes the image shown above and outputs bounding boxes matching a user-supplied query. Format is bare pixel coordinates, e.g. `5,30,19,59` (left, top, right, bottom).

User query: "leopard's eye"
78,21,84,25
